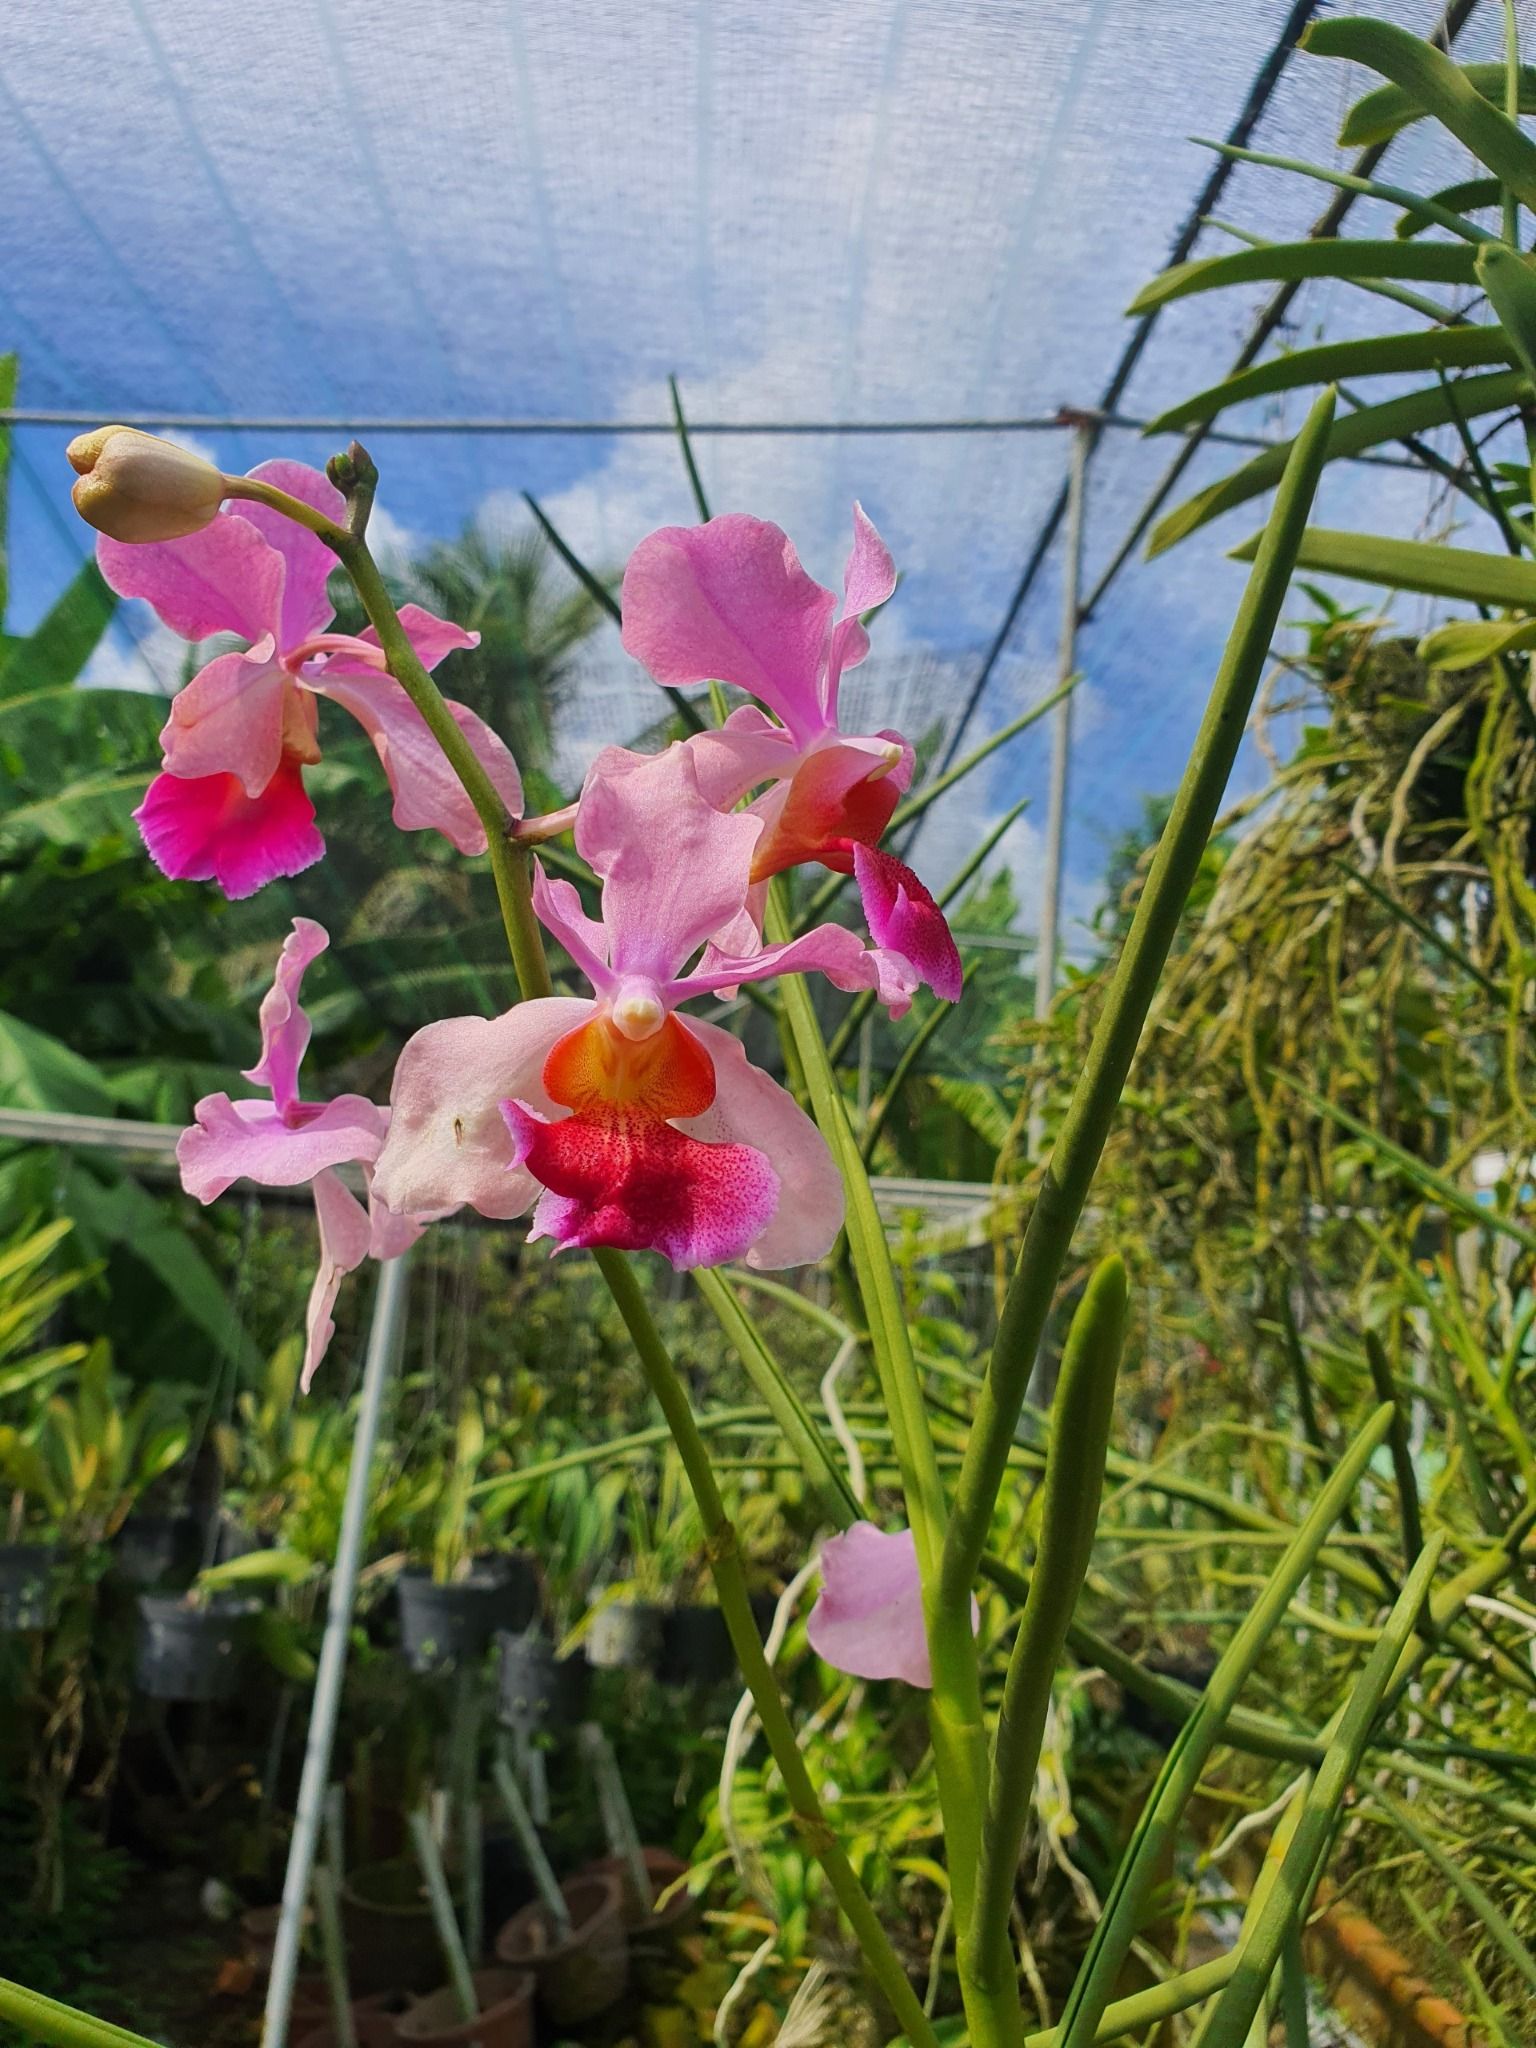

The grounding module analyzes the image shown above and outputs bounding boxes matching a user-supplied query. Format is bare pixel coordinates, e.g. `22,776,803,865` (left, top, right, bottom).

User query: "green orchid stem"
0,1978,165,2048
935,387,1338,1641
765,883,992,1990
965,1256,1126,2015
592,1248,940,2048
294,465,933,2048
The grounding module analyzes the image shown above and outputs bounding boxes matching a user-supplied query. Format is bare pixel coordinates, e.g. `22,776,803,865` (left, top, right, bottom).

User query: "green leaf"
1475,243,1536,389
1127,239,1477,318
199,1547,315,1590
1306,22,1536,209
1418,616,1536,670
1228,525,1536,609
0,1010,116,1115
1338,59,1536,148
1144,326,1511,436
251,1607,316,1683
1395,175,1503,236
1149,369,1530,554
0,560,116,702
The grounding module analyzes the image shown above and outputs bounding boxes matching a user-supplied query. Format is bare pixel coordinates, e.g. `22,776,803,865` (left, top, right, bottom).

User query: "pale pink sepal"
371,997,592,1221
177,1094,388,1204
301,1169,374,1393
243,917,328,1114
807,1523,978,1689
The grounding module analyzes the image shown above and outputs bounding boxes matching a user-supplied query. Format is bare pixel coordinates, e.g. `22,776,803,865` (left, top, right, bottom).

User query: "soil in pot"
392,1968,534,2048
340,1859,443,1996
114,1512,203,1591
584,1599,662,1673
133,1593,258,1702
0,1543,62,1632
658,1603,735,1688
495,1870,629,2025
396,1566,507,1673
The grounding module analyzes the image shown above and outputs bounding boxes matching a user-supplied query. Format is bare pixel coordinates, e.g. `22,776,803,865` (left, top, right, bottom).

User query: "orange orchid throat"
502,1011,780,1267
748,752,904,883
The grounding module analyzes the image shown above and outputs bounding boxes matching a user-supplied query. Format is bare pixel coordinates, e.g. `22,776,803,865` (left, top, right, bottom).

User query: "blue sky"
3,0,1508,953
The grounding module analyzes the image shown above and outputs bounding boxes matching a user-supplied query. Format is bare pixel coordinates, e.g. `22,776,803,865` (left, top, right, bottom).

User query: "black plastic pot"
584,1600,662,1673
134,1592,258,1702
397,1565,507,1673
659,1603,735,1688
477,1552,540,1635
0,1543,61,1632
495,1631,588,1729
114,1512,203,1590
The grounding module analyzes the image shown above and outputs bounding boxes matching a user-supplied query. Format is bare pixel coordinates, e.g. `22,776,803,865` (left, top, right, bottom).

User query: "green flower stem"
298,475,930,2046
936,388,1337,1640
0,1981,165,2048
764,889,992,1980
592,1247,940,2048
965,1256,1126,2010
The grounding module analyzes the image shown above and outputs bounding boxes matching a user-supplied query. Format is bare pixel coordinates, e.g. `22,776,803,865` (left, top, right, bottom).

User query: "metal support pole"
262,1251,413,2048
1027,420,1091,1161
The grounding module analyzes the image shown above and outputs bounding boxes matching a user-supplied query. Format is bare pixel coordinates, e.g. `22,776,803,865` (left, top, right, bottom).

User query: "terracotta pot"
392,1969,534,2048
295,2005,404,2048
292,1981,405,2030
495,1870,629,2024
587,1848,698,1940
340,1859,443,1996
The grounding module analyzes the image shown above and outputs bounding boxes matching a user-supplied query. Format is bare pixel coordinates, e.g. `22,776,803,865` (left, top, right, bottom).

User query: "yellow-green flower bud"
67,426,227,542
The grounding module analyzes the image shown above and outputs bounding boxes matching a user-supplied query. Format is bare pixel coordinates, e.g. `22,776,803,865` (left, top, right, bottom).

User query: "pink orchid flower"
373,742,911,1271
806,1522,979,1689
177,919,423,1388
98,460,523,899
619,507,963,1001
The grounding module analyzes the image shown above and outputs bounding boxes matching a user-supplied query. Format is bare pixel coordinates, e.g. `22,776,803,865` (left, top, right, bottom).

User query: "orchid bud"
67,426,227,542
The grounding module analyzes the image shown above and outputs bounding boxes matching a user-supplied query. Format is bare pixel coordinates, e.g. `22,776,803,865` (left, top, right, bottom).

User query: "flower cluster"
95,458,964,1684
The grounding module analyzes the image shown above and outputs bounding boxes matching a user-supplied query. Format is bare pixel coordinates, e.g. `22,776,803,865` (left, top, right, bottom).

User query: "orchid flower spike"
177,920,424,1389
374,742,911,1270
95,460,522,898
806,1523,979,1689
619,507,962,1001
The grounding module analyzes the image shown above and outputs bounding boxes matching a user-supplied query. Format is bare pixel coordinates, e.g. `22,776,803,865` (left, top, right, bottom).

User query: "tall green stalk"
935,387,1338,1644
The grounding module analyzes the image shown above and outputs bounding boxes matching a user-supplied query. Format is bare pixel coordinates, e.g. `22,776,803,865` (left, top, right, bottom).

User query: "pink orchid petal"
852,844,964,1002
242,917,328,1114
301,1169,374,1393
670,920,914,1019
178,1094,388,1204
371,998,592,1220
157,645,289,795
134,759,324,900
97,509,285,644
620,515,837,746
575,744,762,984
365,1171,429,1262
807,1525,932,1685
308,675,523,851
673,1018,844,1269
531,864,612,991
825,506,897,723
683,708,803,809
505,1097,780,1270
235,460,346,647
318,602,479,676
807,1523,977,1688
